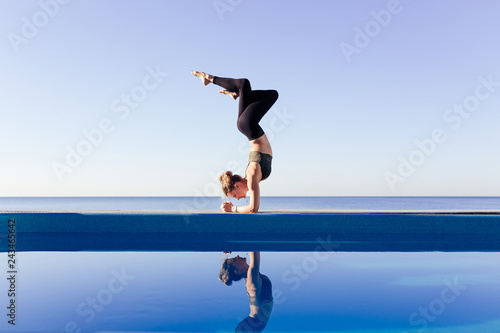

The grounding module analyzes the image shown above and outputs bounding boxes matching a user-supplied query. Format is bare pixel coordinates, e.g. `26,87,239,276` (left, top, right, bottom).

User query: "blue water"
1,196,499,211
2,197,499,332
1,251,499,332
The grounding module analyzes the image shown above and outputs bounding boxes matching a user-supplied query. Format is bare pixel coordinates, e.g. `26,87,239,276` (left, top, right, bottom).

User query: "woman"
191,71,278,213
219,252,273,332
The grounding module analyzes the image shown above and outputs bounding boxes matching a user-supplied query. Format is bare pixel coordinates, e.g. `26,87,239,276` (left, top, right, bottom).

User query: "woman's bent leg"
237,90,279,140
213,76,279,140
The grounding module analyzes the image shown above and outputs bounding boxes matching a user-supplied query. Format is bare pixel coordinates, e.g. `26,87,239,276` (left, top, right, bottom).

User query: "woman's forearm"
233,204,258,213
248,252,260,268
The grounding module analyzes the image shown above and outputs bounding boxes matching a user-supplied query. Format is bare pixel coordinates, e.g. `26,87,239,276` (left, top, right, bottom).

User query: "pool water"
2,251,499,332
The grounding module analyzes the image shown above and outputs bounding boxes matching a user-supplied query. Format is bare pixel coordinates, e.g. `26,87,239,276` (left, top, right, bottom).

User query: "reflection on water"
1,251,499,332
219,252,274,332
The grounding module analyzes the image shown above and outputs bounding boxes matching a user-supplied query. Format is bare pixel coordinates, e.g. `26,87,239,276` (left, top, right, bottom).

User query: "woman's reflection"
219,251,273,332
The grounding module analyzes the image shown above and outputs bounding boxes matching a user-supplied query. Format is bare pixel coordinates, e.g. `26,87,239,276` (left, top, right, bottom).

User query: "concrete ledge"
2,211,500,252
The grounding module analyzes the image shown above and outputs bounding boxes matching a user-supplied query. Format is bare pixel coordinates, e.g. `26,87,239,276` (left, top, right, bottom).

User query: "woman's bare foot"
219,89,239,100
191,70,214,86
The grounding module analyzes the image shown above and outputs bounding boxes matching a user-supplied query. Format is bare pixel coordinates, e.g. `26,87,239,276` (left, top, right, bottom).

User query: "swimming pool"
1,251,499,332
5,211,500,252
1,206,499,332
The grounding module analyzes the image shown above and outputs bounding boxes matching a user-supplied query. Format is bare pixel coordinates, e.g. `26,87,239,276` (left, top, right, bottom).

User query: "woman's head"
218,255,247,286
219,171,246,199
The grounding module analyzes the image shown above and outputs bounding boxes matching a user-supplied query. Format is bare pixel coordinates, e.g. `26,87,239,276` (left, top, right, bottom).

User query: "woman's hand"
220,201,233,212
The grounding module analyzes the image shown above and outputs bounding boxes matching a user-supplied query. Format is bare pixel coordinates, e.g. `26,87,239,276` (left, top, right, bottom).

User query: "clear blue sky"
1,0,499,196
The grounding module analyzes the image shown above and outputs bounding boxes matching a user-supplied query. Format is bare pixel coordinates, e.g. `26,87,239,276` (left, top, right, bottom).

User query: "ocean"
0,196,499,211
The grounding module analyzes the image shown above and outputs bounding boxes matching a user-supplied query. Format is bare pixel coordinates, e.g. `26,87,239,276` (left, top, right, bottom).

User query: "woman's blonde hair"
219,171,243,197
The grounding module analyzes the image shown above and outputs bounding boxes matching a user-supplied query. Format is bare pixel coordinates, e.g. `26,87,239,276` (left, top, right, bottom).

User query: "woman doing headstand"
191,71,278,213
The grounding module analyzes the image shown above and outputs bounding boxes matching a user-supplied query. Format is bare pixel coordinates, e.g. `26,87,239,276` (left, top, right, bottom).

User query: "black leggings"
213,76,278,141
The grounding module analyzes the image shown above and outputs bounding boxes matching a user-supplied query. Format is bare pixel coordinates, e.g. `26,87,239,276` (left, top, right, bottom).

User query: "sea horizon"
1,196,499,212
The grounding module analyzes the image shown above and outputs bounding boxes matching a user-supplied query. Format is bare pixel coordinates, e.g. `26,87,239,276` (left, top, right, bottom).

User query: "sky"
1,0,499,196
